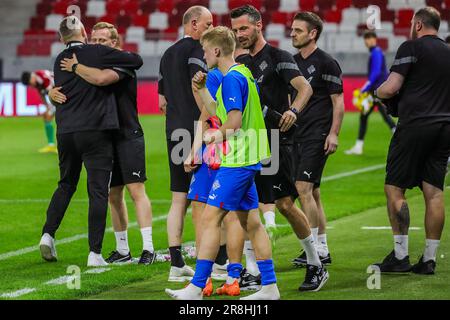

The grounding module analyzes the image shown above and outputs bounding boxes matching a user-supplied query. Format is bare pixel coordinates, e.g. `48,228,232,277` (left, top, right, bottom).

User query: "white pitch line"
83,267,111,274
0,163,387,262
45,275,78,285
0,199,171,204
361,226,421,230
0,215,167,262
322,164,385,182
0,288,36,298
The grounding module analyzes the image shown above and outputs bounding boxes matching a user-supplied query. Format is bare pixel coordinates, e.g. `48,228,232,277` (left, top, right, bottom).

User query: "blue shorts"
206,166,259,212
187,163,217,203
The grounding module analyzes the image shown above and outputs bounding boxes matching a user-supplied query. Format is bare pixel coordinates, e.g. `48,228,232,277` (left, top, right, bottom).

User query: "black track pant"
358,101,397,140
42,131,114,254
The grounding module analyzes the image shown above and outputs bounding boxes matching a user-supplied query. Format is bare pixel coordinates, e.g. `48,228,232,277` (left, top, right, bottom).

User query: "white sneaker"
39,233,57,262
240,283,280,300
344,145,363,155
87,252,108,267
165,283,203,300
211,262,228,281
168,265,195,282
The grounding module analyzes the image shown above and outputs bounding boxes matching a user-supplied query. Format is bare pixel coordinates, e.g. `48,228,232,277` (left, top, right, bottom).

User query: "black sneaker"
372,250,412,273
412,256,436,275
299,264,329,292
138,250,156,265
105,250,132,264
239,268,261,291
292,251,332,267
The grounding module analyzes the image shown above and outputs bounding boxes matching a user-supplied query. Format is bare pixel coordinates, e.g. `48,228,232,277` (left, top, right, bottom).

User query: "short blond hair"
200,26,236,57
93,21,120,44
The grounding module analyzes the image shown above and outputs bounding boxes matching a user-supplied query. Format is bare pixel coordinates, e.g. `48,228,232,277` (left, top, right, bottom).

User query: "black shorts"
255,144,298,204
385,123,450,190
294,139,328,188
167,139,192,193
110,134,147,188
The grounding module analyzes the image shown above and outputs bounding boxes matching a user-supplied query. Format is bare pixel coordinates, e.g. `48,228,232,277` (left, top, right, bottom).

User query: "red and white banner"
1,77,365,117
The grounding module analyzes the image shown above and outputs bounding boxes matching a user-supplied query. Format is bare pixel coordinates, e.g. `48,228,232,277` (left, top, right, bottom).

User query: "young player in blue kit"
166,26,279,300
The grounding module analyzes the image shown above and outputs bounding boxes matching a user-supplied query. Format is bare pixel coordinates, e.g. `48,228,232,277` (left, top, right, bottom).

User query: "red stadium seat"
263,0,280,12
335,0,352,10
116,11,132,29
82,16,98,31
229,0,263,10
52,0,70,15
30,16,46,30
440,8,450,20
145,28,161,41
377,37,388,51
123,0,139,14
316,0,333,11
106,0,122,13
426,0,444,9
352,0,372,9
99,14,117,24
267,39,279,48
324,9,342,23
219,14,232,27
132,12,150,28
140,0,158,14
397,9,414,27
36,2,52,15
380,8,395,22
158,0,176,14
161,26,179,41
17,43,34,56
169,11,183,27
299,0,316,11
271,11,294,27
122,42,138,52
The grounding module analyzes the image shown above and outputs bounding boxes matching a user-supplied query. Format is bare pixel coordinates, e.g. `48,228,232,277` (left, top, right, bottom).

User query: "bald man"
158,6,214,282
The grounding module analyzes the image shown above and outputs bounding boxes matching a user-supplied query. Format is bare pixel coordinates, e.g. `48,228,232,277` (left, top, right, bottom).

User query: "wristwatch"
290,107,299,115
72,63,79,73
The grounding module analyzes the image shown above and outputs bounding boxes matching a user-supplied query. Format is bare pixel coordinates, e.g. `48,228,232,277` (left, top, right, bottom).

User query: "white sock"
263,211,276,227
311,228,319,247
140,227,154,252
318,233,329,256
244,240,260,276
226,275,238,285
300,235,321,267
394,235,408,260
424,239,440,262
356,139,364,149
115,231,129,256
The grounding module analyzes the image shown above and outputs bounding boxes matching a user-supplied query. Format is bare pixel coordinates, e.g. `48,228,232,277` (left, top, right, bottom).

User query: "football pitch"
0,113,449,300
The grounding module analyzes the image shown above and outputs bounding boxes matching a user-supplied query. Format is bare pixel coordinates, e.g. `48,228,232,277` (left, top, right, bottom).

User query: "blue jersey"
220,68,249,113
206,68,223,100
187,68,223,204
361,46,388,93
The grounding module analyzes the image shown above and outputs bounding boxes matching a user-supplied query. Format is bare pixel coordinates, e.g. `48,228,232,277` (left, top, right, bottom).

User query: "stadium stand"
8,0,450,58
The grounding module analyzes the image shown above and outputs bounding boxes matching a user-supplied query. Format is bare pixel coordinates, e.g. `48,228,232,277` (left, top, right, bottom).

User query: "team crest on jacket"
259,61,268,72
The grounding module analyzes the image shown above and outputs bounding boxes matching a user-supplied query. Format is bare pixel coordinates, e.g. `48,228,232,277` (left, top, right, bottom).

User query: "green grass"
0,113,448,300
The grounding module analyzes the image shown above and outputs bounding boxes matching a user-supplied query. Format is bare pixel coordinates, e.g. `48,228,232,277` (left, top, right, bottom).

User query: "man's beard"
241,30,258,51
294,38,312,49
411,27,418,40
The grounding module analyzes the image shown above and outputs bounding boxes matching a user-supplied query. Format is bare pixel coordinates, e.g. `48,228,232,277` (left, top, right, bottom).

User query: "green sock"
44,121,55,145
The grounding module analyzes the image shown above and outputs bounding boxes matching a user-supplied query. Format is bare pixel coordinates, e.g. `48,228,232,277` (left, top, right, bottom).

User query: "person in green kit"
165,26,280,300
21,70,57,154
